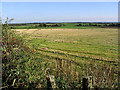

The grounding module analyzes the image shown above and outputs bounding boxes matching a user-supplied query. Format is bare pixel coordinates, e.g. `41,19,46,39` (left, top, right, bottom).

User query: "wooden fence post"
82,76,95,89
82,77,88,89
46,75,57,88
56,58,58,77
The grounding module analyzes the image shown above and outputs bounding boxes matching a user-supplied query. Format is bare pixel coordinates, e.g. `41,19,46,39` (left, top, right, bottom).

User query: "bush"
2,18,46,88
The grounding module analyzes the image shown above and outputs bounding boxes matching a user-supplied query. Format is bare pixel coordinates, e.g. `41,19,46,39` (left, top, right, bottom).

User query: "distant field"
16,28,118,63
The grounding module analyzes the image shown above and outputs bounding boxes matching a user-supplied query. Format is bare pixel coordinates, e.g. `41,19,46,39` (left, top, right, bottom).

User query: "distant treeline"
7,22,119,27
76,23,119,27
4,22,119,29
3,23,65,29
7,23,65,26
38,23,65,27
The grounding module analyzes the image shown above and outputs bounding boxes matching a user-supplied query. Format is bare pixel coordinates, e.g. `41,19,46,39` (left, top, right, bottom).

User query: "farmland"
2,1,119,89
16,27,118,88
2,22,118,88
9,22,118,29
16,28,118,61
16,29,117,59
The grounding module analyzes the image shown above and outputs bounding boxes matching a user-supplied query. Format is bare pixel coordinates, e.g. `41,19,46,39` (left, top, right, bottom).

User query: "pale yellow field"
15,28,118,62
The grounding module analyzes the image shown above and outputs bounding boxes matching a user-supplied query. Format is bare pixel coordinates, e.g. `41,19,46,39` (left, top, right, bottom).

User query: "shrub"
2,18,45,88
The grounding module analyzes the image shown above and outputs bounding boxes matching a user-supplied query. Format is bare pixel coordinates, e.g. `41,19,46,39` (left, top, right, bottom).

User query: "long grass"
2,20,118,88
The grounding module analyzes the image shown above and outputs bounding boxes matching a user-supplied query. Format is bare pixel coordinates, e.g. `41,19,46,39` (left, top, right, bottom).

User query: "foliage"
8,22,118,29
2,18,118,89
2,18,47,88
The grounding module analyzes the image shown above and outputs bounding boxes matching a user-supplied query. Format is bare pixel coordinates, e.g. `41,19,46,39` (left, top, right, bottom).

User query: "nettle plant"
2,18,15,86
2,17,20,62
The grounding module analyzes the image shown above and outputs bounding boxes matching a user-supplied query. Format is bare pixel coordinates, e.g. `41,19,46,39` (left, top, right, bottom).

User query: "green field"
3,22,118,88
14,28,118,88
17,28,118,61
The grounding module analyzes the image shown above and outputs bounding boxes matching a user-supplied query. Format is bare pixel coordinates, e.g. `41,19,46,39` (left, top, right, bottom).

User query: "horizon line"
4,21,118,24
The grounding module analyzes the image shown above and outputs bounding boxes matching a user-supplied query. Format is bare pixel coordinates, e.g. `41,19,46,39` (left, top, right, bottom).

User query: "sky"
2,2,118,23
1,0,119,2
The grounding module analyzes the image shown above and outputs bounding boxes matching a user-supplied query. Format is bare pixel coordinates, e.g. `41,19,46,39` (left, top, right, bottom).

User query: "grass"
17,28,118,61
14,28,118,88
3,21,118,88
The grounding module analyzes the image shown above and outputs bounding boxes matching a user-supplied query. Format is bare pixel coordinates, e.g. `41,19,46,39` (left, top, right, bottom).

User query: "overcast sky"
2,2,118,23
